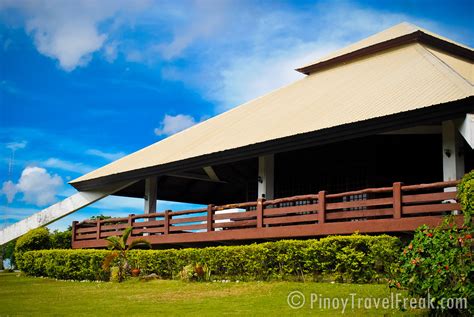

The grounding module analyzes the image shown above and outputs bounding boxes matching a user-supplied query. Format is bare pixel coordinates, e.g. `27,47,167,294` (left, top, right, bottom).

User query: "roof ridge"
297,22,473,75
424,47,473,87
416,44,473,95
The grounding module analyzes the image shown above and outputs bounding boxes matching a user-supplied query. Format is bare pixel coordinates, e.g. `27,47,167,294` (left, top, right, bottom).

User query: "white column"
144,176,157,214
442,121,465,190
258,155,274,200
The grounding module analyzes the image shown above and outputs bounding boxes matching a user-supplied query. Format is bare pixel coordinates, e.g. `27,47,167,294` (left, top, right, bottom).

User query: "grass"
0,273,426,316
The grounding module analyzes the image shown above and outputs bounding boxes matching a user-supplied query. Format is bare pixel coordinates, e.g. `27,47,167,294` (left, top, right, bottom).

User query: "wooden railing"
72,180,464,248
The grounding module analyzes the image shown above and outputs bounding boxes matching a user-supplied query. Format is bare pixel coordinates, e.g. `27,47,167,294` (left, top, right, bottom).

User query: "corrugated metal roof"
71,24,473,185
426,47,473,84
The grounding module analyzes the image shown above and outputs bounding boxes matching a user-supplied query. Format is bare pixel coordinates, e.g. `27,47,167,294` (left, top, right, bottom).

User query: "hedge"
17,234,400,283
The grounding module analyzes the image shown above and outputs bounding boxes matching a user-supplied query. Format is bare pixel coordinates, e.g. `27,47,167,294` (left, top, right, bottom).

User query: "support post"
71,221,78,247
257,198,265,228
96,220,101,240
442,121,465,191
164,210,170,235
128,214,135,227
127,214,135,236
318,191,326,224
207,204,214,232
258,155,274,200
393,182,402,219
144,176,158,214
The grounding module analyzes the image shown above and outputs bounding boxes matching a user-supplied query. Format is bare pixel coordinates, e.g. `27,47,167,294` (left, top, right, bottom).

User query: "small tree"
102,227,150,282
90,215,112,221
2,240,16,269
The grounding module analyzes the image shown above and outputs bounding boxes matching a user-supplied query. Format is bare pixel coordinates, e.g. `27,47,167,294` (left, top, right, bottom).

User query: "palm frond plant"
101,227,151,282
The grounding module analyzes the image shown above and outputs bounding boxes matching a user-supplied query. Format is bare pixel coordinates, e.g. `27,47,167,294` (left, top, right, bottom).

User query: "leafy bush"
392,219,473,315
458,170,474,226
15,228,51,255
179,263,210,282
391,172,474,315
50,230,72,249
17,249,110,281
18,234,400,283
110,266,121,282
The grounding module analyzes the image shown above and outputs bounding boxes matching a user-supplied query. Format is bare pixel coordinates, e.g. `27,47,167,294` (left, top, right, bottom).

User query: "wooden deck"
72,180,465,249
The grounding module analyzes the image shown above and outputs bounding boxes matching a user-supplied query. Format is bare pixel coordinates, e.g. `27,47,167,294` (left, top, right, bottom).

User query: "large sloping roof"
71,22,473,188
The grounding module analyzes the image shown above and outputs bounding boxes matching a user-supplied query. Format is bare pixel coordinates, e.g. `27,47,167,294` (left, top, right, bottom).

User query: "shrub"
179,263,210,282
50,230,72,249
392,219,473,315
15,227,51,255
17,249,110,281
110,267,121,282
458,170,474,226
392,173,474,315
18,234,400,283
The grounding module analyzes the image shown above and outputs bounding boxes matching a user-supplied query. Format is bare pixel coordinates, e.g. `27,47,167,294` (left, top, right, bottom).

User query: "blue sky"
0,0,473,232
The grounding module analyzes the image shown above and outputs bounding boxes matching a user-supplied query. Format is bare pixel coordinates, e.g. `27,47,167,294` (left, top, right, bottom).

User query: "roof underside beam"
203,166,220,182
457,113,474,149
168,171,226,183
0,181,135,245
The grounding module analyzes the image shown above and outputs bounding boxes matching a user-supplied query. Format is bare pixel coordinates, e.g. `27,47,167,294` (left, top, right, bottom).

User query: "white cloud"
157,2,435,111
155,1,232,60
86,149,126,161
5,140,27,151
1,180,18,203
154,114,197,136
16,166,63,206
0,0,149,71
209,41,332,111
42,158,95,174
30,19,106,71
104,40,119,63
0,0,457,108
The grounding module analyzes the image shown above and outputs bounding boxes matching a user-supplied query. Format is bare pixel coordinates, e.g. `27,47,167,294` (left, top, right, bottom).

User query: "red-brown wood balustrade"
72,180,465,249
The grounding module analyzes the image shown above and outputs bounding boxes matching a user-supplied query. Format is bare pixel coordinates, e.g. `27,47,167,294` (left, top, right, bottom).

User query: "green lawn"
0,273,425,316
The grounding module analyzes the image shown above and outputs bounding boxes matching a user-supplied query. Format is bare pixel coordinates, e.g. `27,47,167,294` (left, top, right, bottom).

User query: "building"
1,22,473,248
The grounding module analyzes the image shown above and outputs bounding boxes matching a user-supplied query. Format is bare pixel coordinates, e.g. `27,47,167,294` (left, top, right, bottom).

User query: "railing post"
393,182,402,219
207,204,214,232
96,220,101,240
164,210,170,234
71,221,78,247
257,198,265,228
128,214,135,226
128,214,135,237
318,191,326,224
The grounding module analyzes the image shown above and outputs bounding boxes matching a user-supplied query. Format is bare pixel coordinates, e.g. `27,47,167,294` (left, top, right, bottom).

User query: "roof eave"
70,96,474,192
